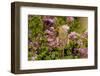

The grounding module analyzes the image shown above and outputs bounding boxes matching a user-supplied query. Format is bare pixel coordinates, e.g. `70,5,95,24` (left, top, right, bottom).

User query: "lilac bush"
28,15,88,60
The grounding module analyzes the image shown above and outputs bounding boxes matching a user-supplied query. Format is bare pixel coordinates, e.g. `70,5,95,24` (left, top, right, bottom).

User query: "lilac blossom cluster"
44,27,59,48
70,31,88,58
66,16,74,25
79,48,88,58
43,16,55,30
68,32,79,40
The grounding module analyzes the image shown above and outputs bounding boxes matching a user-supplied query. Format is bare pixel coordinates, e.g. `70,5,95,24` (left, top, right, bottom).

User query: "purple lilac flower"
45,29,58,48
68,32,78,40
48,41,56,47
79,48,88,58
45,29,51,34
47,38,54,42
43,16,55,26
67,16,74,23
45,29,54,36
74,48,79,51
44,19,54,25
72,48,79,56
47,38,59,48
